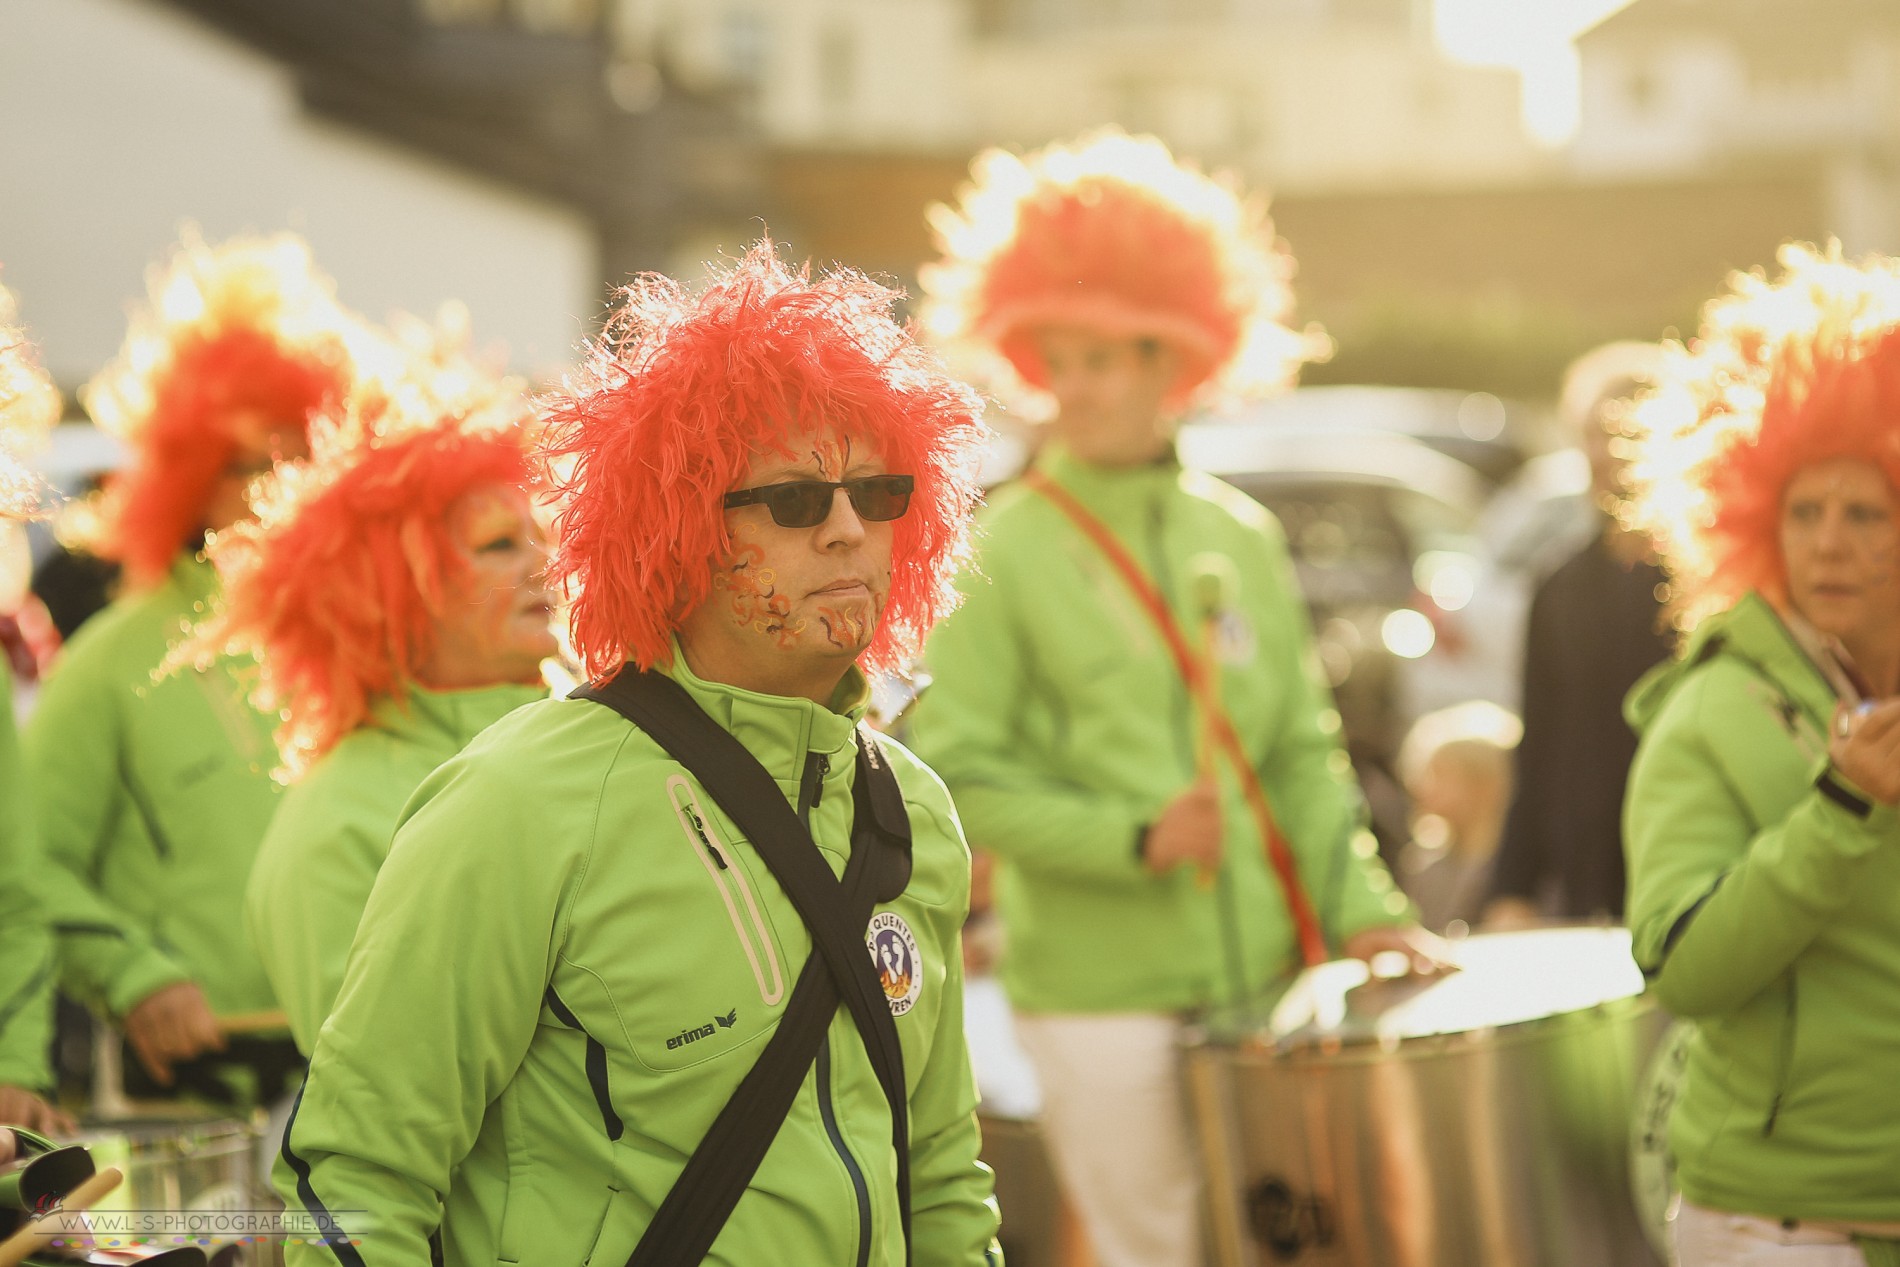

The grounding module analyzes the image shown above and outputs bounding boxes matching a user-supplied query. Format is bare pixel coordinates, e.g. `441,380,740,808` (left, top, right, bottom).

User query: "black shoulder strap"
570,669,913,1267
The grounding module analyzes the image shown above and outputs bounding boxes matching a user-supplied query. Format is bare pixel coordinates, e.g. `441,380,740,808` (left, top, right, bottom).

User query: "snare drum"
1183,927,1668,1267
74,1114,279,1266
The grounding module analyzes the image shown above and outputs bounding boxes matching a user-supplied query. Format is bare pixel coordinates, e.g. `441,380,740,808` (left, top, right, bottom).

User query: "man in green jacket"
23,233,356,1098
277,244,1002,1266
908,130,1430,1267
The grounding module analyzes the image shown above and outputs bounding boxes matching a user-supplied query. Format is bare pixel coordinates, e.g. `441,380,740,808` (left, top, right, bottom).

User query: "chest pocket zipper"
669,776,787,1006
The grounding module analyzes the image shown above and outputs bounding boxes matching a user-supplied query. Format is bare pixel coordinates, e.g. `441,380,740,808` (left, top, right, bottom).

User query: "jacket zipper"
817,1037,873,1267
801,750,870,1267
668,776,786,1005
1763,973,1798,1136
1145,495,1197,778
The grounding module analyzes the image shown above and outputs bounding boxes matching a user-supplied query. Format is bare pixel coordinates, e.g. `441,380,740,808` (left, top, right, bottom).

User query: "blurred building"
0,0,599,386
1571,0,1900,251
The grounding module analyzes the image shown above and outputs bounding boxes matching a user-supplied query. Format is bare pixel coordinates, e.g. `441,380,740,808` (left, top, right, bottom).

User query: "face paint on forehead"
810,433,853,481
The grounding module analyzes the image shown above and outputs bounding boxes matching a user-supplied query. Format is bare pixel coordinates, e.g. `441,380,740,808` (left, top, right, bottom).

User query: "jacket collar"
366,681,546,752
1035,442,1184,518
659,640,870,787
1626,591,1841,734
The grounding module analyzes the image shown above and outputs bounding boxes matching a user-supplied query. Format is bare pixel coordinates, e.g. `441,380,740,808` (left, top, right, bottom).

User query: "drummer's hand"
1143,779,1223,882
1480,896,1543,932
1829,699,1900,806
0,1085,76,1137
1342,924,1453,978
124,980,226,1086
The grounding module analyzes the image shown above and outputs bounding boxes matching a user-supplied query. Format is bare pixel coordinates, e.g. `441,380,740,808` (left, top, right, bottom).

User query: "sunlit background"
2,0,1885,797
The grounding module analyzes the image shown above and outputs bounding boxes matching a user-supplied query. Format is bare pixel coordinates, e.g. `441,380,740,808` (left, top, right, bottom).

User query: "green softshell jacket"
0,666,55,1092
246,681,544,1054
1624,591,1900,1223
23,555,283,1018
905,446,1410,1014
277,653,1003,1267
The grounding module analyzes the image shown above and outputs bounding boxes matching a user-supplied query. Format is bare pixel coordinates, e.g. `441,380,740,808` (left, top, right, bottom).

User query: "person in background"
199,345,554,1055
907,129,1434,1267
0,279,73,1136
1623,243,1900,1266
23,233,360,1103
276,245,1001,1267
1483,342,1674,929
1393,700,1521,933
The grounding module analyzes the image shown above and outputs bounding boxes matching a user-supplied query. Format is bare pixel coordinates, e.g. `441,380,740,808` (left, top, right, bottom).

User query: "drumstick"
1189,556,1238,891
0,1166,123,1267
216,1009,290,1036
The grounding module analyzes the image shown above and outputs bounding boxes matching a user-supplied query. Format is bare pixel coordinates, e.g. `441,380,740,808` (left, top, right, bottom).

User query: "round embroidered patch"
867,911,922,1017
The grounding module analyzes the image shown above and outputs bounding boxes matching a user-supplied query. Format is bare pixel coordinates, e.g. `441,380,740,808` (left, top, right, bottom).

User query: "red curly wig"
82,233,357,587
921,129,1327,409
202,377,536,774
1626,242,1900,624
0,280,60,522
541,241,988,680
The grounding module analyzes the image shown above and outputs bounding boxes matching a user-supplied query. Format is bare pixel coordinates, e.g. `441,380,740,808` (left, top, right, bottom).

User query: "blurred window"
724,7,770,86
819,23,856,119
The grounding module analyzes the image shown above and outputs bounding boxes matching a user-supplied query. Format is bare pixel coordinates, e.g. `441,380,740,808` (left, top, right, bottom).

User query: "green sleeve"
0,669,55,1092
907,557,1150,887
277,750,576,1266
245,785,387,1056
21,645,189,1015
1248,524,1411,944
1625,695,1899,1018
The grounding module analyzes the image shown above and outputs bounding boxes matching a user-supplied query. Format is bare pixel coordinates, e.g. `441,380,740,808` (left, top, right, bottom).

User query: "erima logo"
667,1009,739,1050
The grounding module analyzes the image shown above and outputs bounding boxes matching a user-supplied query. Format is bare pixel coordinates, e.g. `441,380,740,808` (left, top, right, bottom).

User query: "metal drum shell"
1186,929,1668,1267
71,1115,281,1267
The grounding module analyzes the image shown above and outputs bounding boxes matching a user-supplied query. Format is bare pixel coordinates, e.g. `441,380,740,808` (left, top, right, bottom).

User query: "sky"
1434,0,1638,145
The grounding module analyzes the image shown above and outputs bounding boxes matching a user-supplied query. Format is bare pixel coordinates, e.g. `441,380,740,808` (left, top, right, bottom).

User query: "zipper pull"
813,753,830,808
688,806,729,869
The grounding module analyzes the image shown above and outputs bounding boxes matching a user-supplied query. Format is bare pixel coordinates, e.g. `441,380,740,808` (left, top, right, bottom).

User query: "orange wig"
0,281,60,522
202,374,536,775
922,129,1326,408
1626,243,1900,624
83,233,356,587
541,241,988,680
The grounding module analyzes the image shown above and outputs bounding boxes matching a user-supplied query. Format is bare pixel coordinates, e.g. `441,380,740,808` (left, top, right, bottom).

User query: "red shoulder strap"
1024,467,1329,968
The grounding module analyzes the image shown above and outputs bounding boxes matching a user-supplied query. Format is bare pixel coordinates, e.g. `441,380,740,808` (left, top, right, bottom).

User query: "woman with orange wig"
23,233,359,1104
214,366,554,1055
0,280,73,1140
905,130,1434,1267
273,243,1001,1267
1623,244,1900,1265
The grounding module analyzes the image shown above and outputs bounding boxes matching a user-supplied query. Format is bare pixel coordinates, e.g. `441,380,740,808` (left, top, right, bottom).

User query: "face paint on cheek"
713,535,809,647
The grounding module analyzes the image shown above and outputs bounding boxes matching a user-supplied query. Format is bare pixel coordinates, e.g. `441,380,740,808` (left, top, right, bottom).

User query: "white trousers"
1013,1011,1203,1267
1674,1201,1868,1267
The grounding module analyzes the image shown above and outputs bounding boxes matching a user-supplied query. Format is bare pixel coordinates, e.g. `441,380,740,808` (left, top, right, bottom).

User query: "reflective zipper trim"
668,775,786,1006
816,1037,873,1267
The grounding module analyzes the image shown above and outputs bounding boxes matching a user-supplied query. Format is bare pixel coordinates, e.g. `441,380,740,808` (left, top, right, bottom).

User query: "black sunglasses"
722,474,915,528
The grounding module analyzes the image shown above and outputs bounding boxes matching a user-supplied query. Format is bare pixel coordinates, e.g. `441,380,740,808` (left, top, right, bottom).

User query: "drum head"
1229,927,1647,1053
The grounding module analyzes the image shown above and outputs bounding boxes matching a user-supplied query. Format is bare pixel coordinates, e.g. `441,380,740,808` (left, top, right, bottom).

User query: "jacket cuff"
1813,764,1899,837
104,950,194,1020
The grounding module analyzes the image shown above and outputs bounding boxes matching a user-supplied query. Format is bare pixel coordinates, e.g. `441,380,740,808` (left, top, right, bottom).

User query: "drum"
1183,927,1668,1267
73,1115,279,1267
